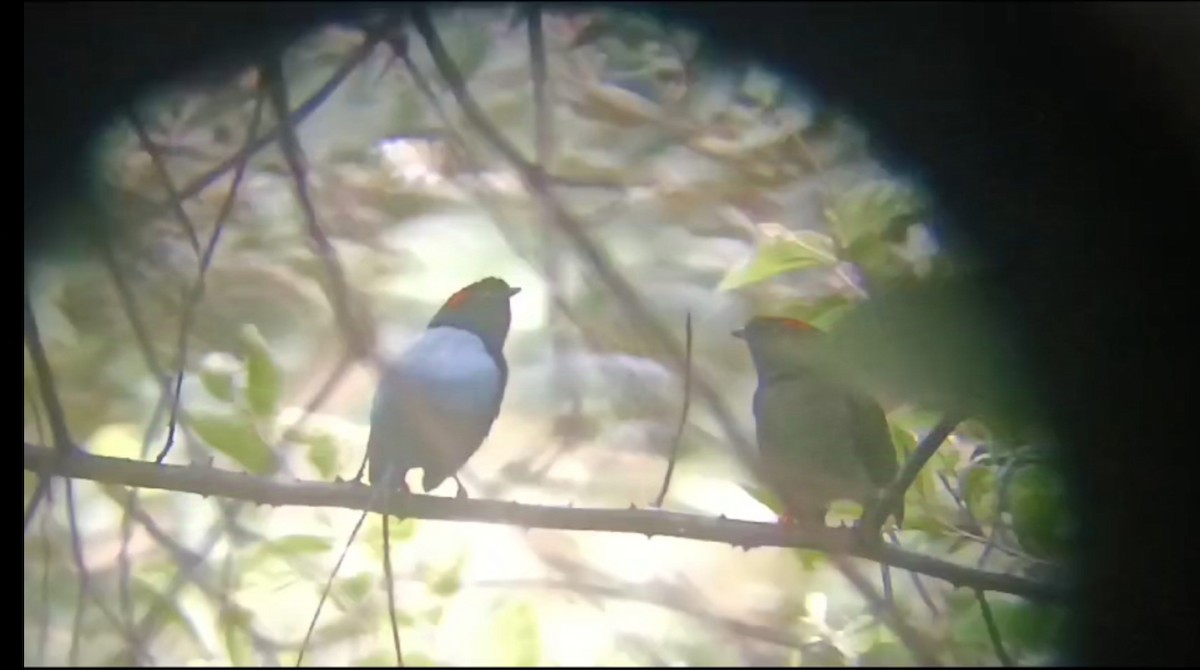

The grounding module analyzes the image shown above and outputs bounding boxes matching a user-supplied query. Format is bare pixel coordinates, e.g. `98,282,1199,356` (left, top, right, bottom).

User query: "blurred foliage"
23,5,1071,667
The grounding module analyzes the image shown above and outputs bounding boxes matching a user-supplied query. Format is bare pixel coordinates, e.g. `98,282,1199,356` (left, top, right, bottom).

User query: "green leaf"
365,516,420,559
1009,464,1072,561
429,554,465,597
187,409,278,475
858,639,916,667
199,352,241,403
1002,601,1068,656
240,324,282,418
403,652,440,667
719,232,839,291
490,600,543,667
354,652,397,667
388,517,418,544
889,425,917,464
960,463,998,522
222,610,256,666
900,512,947,536
265,534,332,556
130,578,202,645
794,549,826,572
307,433,341,480
892,425,934,506
356,650,433,667
825,180,922,249
936,447,962,474
331,573,374,611
949,594,1064,663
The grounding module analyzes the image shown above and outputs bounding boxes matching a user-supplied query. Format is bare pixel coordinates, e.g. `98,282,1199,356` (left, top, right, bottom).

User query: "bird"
733,315,902,530
367,276,521,498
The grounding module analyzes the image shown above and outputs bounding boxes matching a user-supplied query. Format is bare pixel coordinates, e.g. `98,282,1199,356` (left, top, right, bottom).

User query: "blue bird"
367,276,521,497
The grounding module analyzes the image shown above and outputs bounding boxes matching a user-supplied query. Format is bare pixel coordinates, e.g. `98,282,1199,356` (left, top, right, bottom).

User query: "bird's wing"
846,389,900,489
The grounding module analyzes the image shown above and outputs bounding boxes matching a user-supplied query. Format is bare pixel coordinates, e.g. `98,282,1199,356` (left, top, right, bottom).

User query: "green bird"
734,316,903,529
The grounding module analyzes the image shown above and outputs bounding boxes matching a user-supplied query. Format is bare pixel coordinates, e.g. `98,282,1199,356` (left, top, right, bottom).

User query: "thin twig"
62,479,148,662
24,303,119,663
382,484,405,667
99,219,271,661
296,509,370,666
980,459,1019,569
66,481,86,666
118,501,137,654
23,289,74,452
260,56,371,360
528,4,582,448
127,109,202,256
24,442,1065,602
155,90,267,464
24,378,52,533
98,236,167,379
889,529,939,617
101,230,173,658
826,551,942,665
654,312,693,507
132,521,226,643
144,30,388,221
37,510,52,665
102,486,284,659
975,589,1016,666
862,413,963,540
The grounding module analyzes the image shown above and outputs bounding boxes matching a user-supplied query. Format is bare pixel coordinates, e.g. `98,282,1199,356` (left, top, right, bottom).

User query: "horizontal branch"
23,443,1066,602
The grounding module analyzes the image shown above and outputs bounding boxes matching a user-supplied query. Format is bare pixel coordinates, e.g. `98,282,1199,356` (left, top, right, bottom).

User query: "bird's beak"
731,328,745,340
507,286,522,297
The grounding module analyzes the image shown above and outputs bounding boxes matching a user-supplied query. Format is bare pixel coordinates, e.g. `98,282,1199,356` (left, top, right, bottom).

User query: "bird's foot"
453,476,470,500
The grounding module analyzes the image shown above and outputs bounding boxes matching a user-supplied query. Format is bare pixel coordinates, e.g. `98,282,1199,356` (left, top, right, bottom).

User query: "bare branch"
655,312,693,507
24,442,1065,602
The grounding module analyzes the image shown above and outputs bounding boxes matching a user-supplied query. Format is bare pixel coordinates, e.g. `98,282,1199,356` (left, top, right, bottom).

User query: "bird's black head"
428,277,521,352
733,316,826,376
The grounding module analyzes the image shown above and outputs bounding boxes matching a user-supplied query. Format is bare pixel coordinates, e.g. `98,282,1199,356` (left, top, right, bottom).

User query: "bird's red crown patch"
445,288,472,309
778,317,815,332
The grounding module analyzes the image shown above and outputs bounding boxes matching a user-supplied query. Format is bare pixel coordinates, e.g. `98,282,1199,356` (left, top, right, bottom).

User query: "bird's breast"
378,327,503,417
